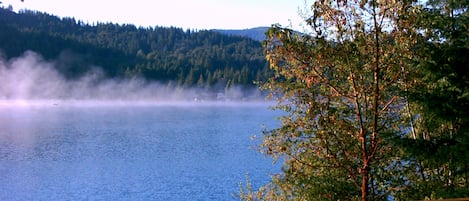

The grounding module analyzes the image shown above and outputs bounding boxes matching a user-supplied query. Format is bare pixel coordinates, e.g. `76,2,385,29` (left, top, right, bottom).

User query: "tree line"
239,0,469,200
0,7,270,92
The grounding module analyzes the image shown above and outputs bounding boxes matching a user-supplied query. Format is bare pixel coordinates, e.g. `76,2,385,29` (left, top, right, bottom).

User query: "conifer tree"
395,0,469,199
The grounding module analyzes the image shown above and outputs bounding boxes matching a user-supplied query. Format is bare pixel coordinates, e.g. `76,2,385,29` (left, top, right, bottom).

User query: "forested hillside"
0,7,270,91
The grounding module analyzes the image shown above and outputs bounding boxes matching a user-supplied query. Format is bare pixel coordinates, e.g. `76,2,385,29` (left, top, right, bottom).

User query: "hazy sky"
1,0,308,30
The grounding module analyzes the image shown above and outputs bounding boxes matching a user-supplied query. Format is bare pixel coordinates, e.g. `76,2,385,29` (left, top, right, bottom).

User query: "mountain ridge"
212,27,269,41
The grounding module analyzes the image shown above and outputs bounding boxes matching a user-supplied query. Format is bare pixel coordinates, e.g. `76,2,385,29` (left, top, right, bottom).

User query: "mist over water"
0,51,266,106
0,51,281,200
0,101,281,201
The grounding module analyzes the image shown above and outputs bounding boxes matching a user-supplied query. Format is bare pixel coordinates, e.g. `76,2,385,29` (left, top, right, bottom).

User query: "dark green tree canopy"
0,7,271,92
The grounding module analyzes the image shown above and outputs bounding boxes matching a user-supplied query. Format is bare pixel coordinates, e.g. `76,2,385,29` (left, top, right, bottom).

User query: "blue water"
0,103,280,201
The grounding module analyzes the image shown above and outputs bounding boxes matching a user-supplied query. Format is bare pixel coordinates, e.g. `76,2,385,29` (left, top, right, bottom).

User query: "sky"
1,0,309,30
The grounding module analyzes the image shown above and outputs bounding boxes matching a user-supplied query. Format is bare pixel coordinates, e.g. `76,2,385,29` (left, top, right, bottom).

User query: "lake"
0,101,280,201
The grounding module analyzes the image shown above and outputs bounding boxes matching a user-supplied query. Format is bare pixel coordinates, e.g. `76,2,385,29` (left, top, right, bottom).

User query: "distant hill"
212,27,269,41
0,8,271,93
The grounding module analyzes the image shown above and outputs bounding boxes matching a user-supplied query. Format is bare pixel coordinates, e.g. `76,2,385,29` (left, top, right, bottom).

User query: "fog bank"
0,51,266,106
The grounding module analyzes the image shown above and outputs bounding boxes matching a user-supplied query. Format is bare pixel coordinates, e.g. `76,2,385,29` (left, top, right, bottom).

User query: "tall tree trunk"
362,162,369,201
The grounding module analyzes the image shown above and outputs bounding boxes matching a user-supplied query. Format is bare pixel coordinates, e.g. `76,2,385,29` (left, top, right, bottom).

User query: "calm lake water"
0,102,280,201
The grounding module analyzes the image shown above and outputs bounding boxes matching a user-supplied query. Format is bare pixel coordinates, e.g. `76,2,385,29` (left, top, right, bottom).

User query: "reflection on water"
0,103,280,201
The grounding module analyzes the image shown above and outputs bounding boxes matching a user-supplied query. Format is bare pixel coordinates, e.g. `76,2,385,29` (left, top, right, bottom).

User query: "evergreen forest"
0,7,270,94
2,1,469,200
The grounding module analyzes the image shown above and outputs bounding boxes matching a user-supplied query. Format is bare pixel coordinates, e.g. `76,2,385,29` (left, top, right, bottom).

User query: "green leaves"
242,0,469,200
251,1,424,200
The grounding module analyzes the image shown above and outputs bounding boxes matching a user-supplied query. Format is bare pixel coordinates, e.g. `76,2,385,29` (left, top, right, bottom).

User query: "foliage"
0,7,271,91
244,0,469,200
249,0,419,200
394,0,469,199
